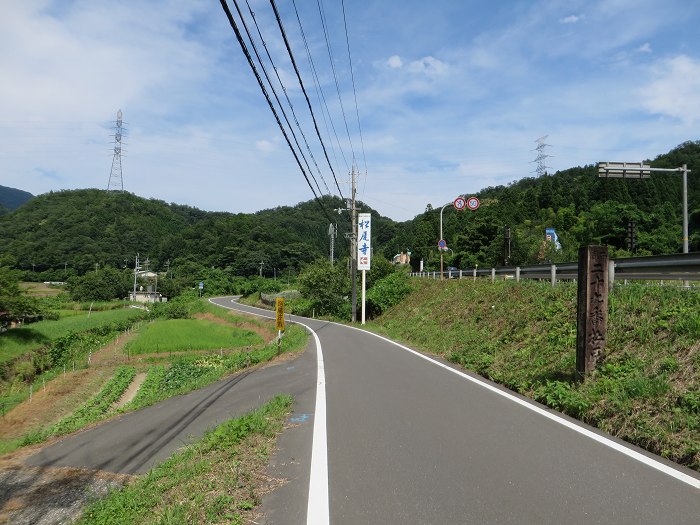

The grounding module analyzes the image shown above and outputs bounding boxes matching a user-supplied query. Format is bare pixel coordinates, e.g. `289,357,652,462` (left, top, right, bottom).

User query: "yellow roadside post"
275,298,285,354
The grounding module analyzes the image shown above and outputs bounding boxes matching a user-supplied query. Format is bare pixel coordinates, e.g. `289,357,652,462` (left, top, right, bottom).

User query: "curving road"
28,297,700,524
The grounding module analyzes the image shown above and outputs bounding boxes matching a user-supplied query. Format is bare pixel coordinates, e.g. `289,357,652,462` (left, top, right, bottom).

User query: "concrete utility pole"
132,253,141,301
350,166,358,323
329,223,337,266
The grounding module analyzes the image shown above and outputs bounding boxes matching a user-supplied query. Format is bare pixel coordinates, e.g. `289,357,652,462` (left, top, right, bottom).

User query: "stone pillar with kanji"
576,245,609,378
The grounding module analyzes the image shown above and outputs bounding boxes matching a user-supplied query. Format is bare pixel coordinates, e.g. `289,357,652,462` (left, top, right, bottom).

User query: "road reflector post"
576,246,609,379
275,298,285,355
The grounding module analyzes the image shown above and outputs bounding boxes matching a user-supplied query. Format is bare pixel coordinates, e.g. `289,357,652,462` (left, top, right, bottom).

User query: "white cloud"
560,14,583,24
255,139,276,153
638,42,653,53
386,55,403,68
640,55,700,124
406,56,449,75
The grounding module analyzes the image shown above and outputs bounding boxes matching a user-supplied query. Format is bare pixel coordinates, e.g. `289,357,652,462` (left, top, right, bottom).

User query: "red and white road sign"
467,197,480,211
453,197,466,211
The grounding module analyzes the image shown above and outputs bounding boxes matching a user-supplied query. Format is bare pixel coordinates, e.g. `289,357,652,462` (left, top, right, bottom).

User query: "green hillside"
1,141,698,279
398,141,700,270
0,189,397,279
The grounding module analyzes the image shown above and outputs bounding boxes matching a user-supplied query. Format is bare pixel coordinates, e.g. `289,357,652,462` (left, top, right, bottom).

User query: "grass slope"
0,308,142,364
77,395,293,525
370,279,700,471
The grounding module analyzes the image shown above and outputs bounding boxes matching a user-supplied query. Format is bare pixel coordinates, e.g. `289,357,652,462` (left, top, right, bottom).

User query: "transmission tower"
532,135,553,177
107,109,125,191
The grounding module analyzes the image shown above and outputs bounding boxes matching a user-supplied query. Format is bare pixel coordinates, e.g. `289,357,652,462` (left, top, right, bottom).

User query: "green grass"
77,395,293,525
124,318,264,356
125,324,307,411
20,366,136,447
0,308,143,364
369,279,700,471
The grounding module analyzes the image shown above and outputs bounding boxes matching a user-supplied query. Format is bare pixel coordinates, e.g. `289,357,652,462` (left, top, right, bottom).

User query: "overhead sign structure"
467,197,480,211
453,197,466,211
357,213,372,271
597,162,651,179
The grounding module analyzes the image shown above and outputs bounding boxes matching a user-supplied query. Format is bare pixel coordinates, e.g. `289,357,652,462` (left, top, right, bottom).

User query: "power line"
340,0,368,179
245,0,330,196
218,0,335,224
291,0,349,176
269,0,345,200
231,0,326,197
315,0,357,165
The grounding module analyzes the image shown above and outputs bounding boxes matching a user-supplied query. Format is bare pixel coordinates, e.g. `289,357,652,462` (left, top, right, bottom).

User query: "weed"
77,395,293,525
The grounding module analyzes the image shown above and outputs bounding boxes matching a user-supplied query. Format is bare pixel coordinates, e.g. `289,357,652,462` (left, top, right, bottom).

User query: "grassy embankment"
368,278,700,471
1,299,308,454
77,395,293,525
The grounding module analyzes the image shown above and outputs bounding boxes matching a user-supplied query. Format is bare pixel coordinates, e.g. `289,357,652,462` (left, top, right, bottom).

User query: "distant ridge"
0,185,33,211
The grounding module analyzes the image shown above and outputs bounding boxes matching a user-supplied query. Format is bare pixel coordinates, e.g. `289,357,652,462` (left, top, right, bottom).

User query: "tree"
0,263,40,327
66,267,132,301
296,259,350,317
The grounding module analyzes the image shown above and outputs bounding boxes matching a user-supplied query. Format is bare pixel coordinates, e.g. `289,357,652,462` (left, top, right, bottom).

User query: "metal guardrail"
412,252,700,286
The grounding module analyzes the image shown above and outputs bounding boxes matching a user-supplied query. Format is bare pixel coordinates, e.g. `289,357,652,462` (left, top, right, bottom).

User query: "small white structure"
129,290,165,303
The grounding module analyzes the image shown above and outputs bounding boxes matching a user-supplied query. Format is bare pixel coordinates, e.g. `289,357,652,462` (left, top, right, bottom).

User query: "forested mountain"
404,141,700,270
0,185,33,214
0,189,395,279
1,141,698,278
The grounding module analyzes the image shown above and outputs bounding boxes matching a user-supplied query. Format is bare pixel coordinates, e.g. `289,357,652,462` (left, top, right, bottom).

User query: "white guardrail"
411,252,700,287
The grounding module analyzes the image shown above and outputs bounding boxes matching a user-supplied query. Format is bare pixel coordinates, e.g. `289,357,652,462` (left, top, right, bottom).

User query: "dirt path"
111,372,147,411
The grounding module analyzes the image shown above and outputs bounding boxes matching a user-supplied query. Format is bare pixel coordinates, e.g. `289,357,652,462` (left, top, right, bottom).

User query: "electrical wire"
218,0,335,224
231,0,326,197
315,0,356,165
269,0,345,199
340,0,368,183
245,0,330,196
291,0,349,176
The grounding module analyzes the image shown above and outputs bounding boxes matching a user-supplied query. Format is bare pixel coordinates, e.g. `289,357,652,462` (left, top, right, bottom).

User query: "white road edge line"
208,299,330,524
343,323,700,491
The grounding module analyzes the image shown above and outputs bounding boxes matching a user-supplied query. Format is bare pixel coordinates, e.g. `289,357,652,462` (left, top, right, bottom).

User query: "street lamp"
439,203,451,279
598,162,691,253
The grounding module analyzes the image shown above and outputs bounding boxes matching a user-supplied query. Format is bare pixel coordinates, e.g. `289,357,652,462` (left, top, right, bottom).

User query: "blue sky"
1,0,699,221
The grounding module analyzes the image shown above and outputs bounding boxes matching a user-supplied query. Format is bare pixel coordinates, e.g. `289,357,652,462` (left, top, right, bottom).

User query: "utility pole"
259,260,264,277
504,226,512,265
329,223,337,266
335,166,358,321
350,166,358,323
132,253,141,302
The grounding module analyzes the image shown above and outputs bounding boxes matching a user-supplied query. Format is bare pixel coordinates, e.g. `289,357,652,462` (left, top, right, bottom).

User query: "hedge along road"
209,297,700,525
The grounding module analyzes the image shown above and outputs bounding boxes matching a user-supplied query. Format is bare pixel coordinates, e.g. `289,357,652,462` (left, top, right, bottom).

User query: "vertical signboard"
275,298,285,332
357,213,372,270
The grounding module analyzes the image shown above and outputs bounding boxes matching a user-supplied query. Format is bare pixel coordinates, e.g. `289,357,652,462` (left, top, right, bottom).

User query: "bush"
296,259,349,317
365,272,413,318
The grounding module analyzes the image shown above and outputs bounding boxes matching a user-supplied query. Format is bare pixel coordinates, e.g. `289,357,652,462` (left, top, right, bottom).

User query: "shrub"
365,272,413,318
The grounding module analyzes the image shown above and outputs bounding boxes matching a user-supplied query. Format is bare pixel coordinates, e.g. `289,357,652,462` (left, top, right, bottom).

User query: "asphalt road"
214,299,700,525
28,297,700,524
